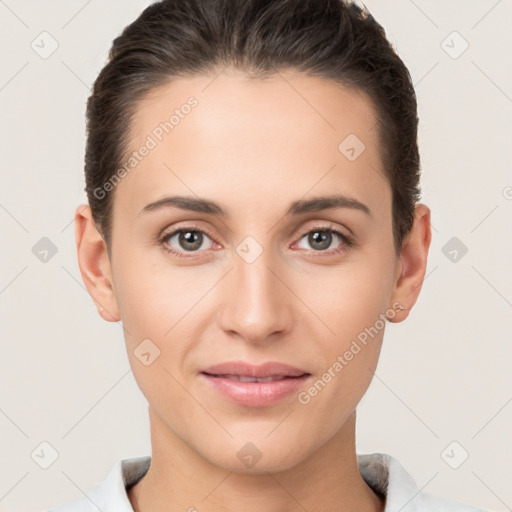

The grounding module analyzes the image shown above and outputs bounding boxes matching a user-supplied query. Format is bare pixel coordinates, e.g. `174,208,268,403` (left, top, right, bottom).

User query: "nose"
218,245,293,345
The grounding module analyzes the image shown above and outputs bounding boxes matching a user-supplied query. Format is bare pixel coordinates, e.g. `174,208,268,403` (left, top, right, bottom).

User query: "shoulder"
416,491,488,511
357,452,489,512
38,456,151,512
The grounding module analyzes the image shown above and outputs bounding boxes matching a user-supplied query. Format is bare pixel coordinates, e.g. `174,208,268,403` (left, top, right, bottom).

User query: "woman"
45,0,485,510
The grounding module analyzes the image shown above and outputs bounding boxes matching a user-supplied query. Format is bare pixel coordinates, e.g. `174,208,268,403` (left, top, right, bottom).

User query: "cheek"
298,293,385,418
292,256,391,393
112,248,195,333
112,252,216,384
294,257,391,336
112,260,195,409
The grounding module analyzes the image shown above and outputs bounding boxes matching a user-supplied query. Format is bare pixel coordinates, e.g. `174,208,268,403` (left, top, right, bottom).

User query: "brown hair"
85,0,421,254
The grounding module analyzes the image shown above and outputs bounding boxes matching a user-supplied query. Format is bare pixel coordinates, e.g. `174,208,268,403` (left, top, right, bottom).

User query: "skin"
75,68,431,512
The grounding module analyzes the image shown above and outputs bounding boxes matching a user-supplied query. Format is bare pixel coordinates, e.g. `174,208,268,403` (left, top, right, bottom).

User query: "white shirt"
44,453,487,511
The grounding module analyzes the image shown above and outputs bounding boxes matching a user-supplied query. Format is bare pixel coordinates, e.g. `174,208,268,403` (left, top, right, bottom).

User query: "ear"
74,204,120,322
388,203,432,323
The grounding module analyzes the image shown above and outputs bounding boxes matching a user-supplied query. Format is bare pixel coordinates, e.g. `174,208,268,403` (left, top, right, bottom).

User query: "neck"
128,409,384,512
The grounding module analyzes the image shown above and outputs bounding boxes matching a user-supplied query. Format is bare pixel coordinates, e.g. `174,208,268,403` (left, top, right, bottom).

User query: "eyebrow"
138,194,372,218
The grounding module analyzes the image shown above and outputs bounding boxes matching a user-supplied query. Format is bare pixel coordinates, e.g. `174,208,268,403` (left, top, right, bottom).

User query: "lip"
199,361,311,407
200,361,309,378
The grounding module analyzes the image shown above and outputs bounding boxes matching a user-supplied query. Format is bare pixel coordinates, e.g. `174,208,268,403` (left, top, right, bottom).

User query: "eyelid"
159,222,216,242
294,221,353,243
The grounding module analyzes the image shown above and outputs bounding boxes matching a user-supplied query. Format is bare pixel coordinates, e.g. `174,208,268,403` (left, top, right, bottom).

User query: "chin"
198,434,311,475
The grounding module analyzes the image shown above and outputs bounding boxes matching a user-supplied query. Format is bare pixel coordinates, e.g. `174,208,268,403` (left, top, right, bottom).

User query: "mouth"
200,360,309,378
199,361,312,407
201,373,307,383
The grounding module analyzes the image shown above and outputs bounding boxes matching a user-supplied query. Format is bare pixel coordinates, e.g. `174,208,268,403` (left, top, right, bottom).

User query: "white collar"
49,453,485,511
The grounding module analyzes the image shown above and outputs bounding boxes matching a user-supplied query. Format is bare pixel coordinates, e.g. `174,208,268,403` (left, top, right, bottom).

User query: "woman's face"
106,70,404,471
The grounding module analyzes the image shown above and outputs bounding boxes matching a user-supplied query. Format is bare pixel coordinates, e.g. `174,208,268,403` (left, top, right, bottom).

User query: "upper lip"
200,361,310,378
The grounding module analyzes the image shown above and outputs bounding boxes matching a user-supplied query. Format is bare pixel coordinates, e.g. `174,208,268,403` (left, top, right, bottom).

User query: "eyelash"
158,223,355,259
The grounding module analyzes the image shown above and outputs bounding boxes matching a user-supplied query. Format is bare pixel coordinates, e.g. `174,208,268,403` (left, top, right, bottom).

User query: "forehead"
115,69,390,221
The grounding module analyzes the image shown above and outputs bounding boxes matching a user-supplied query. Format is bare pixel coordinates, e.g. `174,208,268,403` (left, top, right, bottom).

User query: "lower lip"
200,373,311,407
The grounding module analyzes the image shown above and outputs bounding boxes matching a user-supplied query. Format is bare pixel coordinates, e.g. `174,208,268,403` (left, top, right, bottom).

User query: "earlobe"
387,203,432,323
74,204,120,322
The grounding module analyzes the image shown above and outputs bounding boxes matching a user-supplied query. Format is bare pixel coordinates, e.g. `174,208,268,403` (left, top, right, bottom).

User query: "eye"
160,226,215,257
295,226,353,254
159,223,354,259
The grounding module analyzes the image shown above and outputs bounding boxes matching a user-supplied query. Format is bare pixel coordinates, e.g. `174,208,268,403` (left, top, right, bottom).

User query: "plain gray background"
0,1,511,511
